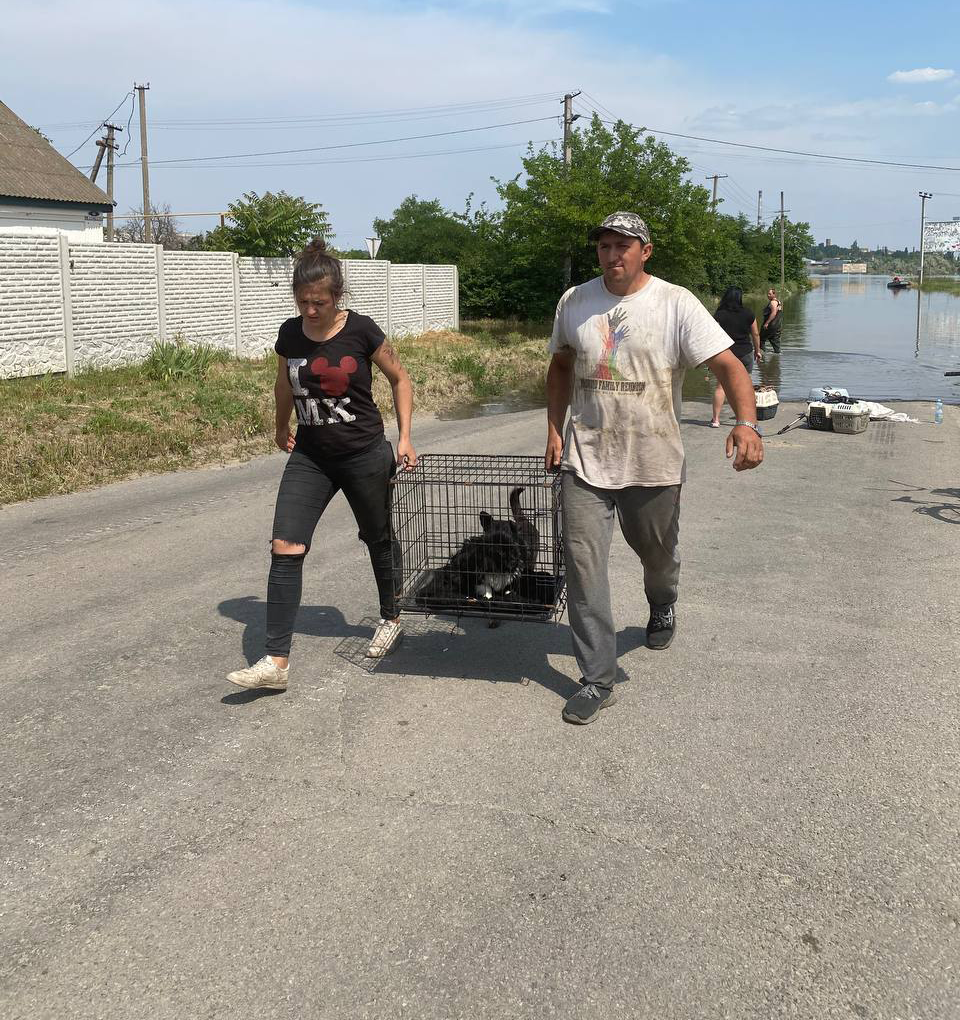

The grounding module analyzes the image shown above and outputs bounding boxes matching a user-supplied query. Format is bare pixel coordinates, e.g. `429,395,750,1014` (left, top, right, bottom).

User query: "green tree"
489,116,720,315
373,196,472,264
204,191,330,257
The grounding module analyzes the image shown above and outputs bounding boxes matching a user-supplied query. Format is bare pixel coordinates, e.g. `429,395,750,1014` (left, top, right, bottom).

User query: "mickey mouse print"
275,310,388,458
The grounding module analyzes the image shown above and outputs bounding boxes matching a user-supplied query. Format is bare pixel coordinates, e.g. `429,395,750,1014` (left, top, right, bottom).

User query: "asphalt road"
2,402,958,1020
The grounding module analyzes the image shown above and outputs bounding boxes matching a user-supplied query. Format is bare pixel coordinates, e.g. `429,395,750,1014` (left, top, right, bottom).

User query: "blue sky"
6,0,960,250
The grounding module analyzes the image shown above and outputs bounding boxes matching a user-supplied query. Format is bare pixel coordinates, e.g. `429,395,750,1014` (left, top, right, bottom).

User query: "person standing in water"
760,287,783,354
227,239,416,693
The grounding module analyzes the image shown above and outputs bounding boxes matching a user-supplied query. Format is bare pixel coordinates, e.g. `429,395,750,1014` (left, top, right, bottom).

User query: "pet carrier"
754,385,779,421
391,454,566,622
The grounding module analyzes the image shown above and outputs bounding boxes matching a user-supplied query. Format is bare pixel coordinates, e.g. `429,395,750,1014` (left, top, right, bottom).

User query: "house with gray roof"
0,100,113,241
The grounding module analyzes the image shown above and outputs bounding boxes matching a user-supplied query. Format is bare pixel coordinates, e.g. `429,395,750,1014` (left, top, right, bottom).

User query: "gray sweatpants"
562,472,681,690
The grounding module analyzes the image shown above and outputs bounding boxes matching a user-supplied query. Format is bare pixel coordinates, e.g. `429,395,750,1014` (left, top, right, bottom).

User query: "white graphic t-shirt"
549,275,732,488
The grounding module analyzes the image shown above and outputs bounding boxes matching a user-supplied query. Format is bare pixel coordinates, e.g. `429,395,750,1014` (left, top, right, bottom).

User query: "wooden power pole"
89,137,108,183
757,189,762,227
136,83,152,242
562,91,581,288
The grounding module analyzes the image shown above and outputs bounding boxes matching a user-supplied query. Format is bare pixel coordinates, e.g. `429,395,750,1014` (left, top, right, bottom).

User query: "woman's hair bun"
303,237,327,255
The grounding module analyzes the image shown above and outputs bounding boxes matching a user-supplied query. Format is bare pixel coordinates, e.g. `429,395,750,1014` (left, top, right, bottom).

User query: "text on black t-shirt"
274,310,386,459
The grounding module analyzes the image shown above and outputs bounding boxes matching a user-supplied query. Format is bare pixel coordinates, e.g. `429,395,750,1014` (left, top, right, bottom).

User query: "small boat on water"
887,279,912,289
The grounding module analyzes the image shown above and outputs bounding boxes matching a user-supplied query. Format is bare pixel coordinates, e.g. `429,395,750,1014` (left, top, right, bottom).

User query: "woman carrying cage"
227,239,417,692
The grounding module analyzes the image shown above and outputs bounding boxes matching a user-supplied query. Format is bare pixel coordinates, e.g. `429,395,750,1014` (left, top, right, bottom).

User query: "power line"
47,92,567,131
64,91,133,157
595,119,960,173
96,137,558,171
77,115,558,169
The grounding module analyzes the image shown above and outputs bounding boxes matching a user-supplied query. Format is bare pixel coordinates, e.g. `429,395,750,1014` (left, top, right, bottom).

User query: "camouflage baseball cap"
587,212,651,244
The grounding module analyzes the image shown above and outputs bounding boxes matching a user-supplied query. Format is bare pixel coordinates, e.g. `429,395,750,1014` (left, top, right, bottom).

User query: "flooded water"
457,276,960,417
683,274,960,404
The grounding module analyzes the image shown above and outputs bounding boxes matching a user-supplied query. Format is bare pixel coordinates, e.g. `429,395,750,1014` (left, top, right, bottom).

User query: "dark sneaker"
646,606,676,650
561,683,619,725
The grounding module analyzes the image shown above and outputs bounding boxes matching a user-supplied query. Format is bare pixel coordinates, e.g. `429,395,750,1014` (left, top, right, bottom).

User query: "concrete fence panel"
0,233,65,378
238,257,296,357
0,233,458,378
343,261,390,334
162,251,237,350
68,242,160,370
388,264,425,336
424,265,459,332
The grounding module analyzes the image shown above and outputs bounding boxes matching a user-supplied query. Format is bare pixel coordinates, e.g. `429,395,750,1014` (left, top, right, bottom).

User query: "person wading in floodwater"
226,239,417,693
760,287,783,354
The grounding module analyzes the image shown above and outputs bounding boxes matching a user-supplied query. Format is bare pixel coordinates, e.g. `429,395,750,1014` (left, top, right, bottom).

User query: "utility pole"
757,189,762,227
705,174,728,213
562,91,582,288
136,83,152,243
918,191,933,287
778,191,785,287
89,137,108,183
104,123,122,241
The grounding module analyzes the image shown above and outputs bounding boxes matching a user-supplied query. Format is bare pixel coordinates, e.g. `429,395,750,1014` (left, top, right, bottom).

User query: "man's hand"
396,437,418,471
545,432,563,471
725,425,763,471
275,426,295,453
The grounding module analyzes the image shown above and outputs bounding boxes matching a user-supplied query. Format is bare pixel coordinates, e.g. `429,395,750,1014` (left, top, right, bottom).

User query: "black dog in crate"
414,486,547,610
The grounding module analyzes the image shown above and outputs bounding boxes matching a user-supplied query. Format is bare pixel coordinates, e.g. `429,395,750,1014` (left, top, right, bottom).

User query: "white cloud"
887,67,955,84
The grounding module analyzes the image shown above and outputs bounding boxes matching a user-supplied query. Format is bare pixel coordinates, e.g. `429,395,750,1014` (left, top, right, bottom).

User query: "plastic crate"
807,402,833,431
831,405,870,434
391,454,566,622
755,386,779,421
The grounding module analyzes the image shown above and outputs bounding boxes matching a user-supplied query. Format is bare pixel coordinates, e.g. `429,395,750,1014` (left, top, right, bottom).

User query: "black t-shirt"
714,306,756,347
275,311,385,459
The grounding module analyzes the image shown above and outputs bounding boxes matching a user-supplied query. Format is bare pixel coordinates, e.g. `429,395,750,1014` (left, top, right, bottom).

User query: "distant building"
823,258,866,274
825,238,832,247
0,100,113,241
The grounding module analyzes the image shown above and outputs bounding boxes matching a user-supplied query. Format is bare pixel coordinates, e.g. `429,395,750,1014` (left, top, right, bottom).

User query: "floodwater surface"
683,274,960,404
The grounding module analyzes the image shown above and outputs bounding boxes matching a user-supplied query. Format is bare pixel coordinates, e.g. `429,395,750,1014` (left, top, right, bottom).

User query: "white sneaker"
367,618,404,658
226,656,289,691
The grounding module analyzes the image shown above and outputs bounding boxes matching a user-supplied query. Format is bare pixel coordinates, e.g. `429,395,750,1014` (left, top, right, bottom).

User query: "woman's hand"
396,437,418,471
275,426,295,453
755,349,764,363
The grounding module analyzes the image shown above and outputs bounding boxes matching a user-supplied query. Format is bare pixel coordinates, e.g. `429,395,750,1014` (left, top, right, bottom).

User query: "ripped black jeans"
265,438,400,657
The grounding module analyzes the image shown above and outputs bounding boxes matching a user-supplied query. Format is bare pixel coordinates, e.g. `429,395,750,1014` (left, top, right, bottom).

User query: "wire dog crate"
392,454,566,622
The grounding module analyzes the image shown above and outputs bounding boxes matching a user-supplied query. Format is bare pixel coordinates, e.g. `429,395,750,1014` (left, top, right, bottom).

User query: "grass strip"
6,329,549,505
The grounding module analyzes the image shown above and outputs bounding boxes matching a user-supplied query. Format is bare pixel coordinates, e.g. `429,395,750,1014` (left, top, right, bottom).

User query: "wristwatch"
734,420,763,438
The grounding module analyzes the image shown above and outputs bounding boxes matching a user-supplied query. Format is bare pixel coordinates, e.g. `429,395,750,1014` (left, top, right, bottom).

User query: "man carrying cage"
545,212,764,725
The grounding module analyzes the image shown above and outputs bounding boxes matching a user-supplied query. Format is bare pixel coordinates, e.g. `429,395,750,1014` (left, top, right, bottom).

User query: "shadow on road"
218,596,651,704
218,596,368,667
882,480,960,525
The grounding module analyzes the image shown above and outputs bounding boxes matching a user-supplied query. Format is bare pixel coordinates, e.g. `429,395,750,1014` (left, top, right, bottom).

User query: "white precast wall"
388,264,425,336
0,233,66,378
162,251,237,350
343,260,390,333
238,257,296,357
69,242,160,370
424,265,458,331
0,233,458,377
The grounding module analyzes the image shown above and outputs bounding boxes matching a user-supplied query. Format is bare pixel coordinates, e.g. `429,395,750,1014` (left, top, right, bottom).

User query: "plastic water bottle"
934,398,943,425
